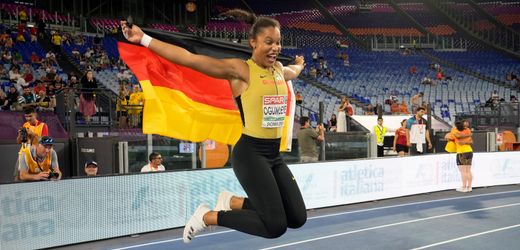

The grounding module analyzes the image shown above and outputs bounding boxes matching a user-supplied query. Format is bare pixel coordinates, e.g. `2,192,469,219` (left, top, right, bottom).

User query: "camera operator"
15,107,50,181
297,117,325,163
16,107,49,146
18,136,62,181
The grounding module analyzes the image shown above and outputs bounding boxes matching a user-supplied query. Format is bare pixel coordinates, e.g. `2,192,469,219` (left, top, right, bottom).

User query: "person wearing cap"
141,152,165,172
84,161,99,176
14,107,49,181
17,136,62,181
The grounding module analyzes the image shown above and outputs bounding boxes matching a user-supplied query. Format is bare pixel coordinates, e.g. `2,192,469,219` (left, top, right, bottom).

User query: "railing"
370,34,468,51
457,102,520,130
56,87,117,134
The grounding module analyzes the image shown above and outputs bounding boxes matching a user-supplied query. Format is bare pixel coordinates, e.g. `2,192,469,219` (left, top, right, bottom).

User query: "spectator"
337,96,348,132
12,51,23,64
51,31,62,53
374,118,387,157
46,51,57,65
510,95,518,103
141,152,165,172
34,80,46,94
128,84,144,128
35,90,55,111
68,75,79,88
309,66,317,78
30,52,41,65
0,89,8,109
311,50,318,63
399,101,409,114
84,161,99,176
297,117,324,163
409,65,417,75
436,71,443,80
364,103,375,115
328,114,337,132
17,136,62,181
71,47,80,60
406,107,432,155
19,9,28,24
5,86,19,110
9,67,22,82
421,77,433,85
325,69,333,80
16,33,26,43
19,86,38,110
0,64,8,79
411,92,423,112
30,25,37,42
16,77,30,92
393,119,408,157
491,90,499,102
390,101,400,114
117,87,129,128
295,91,303,105
80,70,98,124
2,50,13,63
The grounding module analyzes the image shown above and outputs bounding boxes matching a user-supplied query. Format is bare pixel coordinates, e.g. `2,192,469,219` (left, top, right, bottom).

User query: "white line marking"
411,224,520,250
307,189,520,220
259,203,520,250
112,189,520,250
112,230,235,250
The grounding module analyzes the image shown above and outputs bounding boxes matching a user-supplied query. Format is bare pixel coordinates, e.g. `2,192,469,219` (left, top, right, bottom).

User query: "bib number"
262,95,287,128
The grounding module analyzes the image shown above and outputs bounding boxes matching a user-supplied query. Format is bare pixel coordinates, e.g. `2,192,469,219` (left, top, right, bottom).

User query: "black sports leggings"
217,134,307,238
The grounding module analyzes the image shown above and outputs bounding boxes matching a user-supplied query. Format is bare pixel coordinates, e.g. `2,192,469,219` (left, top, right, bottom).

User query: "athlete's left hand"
294,55,305,67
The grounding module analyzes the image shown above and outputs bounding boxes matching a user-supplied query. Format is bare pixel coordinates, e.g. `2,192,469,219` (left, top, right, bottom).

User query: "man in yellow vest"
18,136,62,181
15,108,50,180
374,117,387,157
16,107,49,146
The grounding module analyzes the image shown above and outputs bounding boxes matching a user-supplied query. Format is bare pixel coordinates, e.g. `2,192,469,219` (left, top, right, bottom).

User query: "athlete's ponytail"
220,9,280,39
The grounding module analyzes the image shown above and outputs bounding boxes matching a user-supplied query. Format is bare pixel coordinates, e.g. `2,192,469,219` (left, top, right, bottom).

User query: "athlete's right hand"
121,21,144,44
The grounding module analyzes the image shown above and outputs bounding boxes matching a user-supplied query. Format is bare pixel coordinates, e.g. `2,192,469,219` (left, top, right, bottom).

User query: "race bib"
262,95,287,128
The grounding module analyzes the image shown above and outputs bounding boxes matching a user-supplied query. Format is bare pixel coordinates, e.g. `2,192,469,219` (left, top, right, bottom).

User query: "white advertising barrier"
1,152,519,249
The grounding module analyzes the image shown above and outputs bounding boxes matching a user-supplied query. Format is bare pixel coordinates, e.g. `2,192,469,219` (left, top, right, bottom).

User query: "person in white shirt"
141,152,165,172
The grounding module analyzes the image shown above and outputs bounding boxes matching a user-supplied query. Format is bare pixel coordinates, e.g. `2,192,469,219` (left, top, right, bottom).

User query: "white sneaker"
464,187,472,192
183,204,211,243
214,190,235,211
456,187,465,192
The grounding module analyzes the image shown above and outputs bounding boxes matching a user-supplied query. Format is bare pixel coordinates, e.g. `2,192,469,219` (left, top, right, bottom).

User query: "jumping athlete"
121,9,307,242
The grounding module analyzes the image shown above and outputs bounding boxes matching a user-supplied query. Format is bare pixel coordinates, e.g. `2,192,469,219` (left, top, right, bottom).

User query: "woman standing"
451,121,473,192
122,9,307,242
336,96,347,132
80,70,97,124
393,119,408,156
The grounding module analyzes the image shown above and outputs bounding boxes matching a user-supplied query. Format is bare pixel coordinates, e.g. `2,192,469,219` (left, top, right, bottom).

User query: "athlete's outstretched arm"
122,22,247,81
281,55,305,81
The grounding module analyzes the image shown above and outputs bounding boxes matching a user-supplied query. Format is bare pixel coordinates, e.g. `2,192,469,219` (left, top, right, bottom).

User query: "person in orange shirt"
399,101,409,114
390,101,400,114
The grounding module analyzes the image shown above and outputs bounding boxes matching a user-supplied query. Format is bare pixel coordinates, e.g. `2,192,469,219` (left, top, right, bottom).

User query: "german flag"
118,29,296,148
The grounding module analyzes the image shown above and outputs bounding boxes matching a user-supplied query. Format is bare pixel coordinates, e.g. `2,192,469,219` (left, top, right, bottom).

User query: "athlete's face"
250,26,281,68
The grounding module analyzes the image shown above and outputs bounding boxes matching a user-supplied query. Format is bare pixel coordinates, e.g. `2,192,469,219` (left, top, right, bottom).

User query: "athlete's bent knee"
264,220,287,238
288,212,307,229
